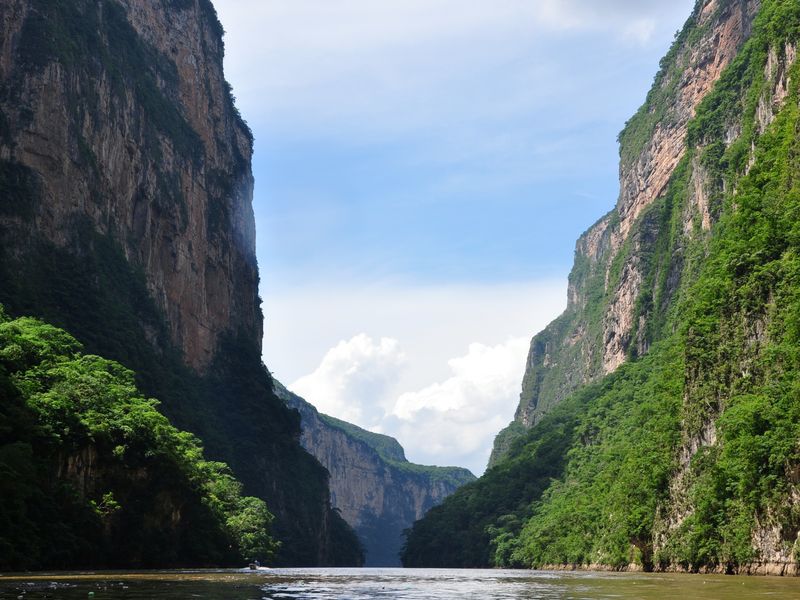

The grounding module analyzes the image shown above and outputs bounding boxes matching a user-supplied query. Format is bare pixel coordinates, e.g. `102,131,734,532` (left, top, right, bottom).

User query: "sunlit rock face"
0,0,365,567
0,0,260,371
275,382,475,566
490,0,761,466
409,0,800,574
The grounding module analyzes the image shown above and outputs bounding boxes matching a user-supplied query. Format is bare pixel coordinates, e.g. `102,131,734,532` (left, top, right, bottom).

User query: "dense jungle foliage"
0,228,362,567
0,309,276,570
403,0,800,572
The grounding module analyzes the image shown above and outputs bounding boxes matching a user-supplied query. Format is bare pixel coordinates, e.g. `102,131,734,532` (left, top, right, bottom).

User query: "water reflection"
0,568,799,599
264,569,565,599
261,568,800,600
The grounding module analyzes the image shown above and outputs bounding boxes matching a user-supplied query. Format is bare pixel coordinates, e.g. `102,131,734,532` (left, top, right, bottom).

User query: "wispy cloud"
387,337,530,472
536,0,675,39
262,280,566,383
221,0,695,284
217,0,694,139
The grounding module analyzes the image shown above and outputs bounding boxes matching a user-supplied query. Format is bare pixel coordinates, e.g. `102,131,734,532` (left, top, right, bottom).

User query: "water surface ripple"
1,567,799,599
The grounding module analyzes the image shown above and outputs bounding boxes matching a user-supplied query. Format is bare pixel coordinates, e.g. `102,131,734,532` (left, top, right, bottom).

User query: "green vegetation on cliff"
0,309,276,570
319,414,408,463
403,0,800,572
0,0,362,566
508,343,682,568
0,231,363,566
401,392,582,567
320,413,475,483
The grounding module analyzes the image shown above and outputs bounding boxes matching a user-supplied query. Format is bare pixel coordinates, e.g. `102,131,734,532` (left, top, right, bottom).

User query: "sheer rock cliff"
0,0,360,566
405,0,800,574
0,0,259,371
490,0,761,466
275,382,475,566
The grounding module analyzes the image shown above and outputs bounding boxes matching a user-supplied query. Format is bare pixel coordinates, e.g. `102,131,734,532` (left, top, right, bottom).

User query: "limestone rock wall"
0,0,260,370
491,0,761,465
275,382,475,567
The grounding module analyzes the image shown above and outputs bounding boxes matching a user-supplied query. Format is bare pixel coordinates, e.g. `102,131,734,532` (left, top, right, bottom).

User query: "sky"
214,0,696,475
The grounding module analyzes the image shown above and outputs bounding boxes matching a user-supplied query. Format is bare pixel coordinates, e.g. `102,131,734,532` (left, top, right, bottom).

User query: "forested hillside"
403,0,800,575
0,310,276,570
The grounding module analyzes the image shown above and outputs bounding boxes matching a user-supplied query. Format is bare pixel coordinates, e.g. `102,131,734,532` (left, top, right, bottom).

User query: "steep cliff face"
0,313,278,570
0,0,361,566
490,0,760,465
407,0,800,574
0,0,258,371
275,382,475,566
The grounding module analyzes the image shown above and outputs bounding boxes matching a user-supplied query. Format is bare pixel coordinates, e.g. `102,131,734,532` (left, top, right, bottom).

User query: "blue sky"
215,0,696,475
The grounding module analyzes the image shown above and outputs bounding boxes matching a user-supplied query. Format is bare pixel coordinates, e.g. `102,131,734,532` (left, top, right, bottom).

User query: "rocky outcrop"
756,41,797,134
411,0,800,573
0,0,361,566
0,0,259,371
613,0,758,248
490,0,761,465
516,0,800,571
275,382,475,566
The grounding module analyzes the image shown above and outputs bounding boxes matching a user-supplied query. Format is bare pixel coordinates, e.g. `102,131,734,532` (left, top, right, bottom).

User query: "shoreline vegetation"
535,562,798,577
401,0,800,575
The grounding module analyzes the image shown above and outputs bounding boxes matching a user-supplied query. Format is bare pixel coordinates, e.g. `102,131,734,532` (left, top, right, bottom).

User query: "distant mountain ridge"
275,381,475,566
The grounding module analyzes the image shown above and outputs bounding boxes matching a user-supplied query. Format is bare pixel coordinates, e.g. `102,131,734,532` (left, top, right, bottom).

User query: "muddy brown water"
1,568,799,599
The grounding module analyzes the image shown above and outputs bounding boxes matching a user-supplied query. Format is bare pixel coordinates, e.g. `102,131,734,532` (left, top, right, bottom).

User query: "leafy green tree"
0,310,277,569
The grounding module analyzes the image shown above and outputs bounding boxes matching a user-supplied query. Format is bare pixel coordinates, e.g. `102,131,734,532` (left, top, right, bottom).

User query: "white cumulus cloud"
387,338,530,473
291,334,407,426
288,334,530,475
393,339,527,420
270,281,567,474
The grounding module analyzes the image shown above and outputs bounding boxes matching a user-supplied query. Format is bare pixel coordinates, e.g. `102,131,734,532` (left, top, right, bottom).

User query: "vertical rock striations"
407,0,800,574
490,0,760,465
0,0,258,371
276,382,475,566
0,0,361,565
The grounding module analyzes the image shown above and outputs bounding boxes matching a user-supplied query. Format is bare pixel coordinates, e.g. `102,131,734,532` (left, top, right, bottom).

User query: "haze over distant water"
216,0,694,474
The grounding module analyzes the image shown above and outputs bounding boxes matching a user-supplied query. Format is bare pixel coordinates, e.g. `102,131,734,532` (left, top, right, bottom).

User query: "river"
1,568,798,599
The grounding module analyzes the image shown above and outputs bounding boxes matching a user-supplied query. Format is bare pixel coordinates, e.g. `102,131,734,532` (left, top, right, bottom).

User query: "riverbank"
538,561,799,577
